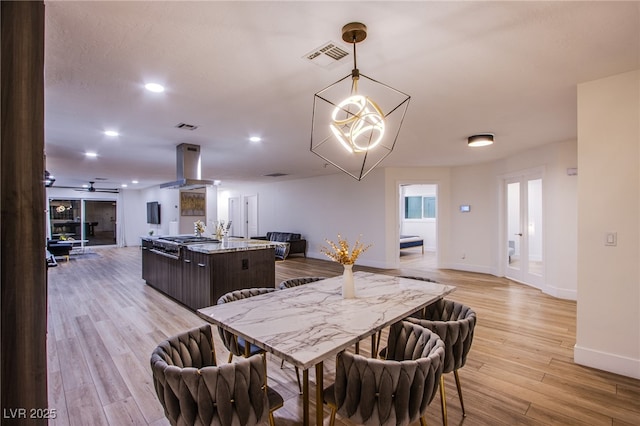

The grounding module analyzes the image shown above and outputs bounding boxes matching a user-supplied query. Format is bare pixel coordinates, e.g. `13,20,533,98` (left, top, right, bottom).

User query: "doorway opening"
48,198,117,248
399,184,437,269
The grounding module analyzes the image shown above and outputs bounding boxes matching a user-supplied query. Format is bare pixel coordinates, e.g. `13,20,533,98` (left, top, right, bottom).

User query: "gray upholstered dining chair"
150,323,284,426
406,299,477,426
278,276,327,289
324,320,445,426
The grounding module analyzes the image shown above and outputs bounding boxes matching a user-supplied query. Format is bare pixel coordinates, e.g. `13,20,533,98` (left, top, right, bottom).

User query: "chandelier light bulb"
330,95,385,153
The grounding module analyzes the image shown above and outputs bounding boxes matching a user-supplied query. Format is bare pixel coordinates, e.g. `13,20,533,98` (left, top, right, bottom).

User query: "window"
405,196,422,219
423,196,436,218
404,196,436,219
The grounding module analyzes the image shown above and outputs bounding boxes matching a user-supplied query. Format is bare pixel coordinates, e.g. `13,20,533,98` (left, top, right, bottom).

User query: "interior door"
228,196,242,237
505,174,544,288
245,195,258,238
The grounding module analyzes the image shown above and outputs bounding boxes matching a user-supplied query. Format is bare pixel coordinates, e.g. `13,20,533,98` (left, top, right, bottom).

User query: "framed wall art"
180,192,205,216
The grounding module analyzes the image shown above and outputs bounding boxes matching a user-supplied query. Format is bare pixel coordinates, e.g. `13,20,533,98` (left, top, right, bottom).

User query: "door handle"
515,233,523,236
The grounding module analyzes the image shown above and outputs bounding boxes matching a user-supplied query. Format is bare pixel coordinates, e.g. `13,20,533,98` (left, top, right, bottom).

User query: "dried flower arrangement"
194,220,205,236
213,220,232,239
320,234,371,265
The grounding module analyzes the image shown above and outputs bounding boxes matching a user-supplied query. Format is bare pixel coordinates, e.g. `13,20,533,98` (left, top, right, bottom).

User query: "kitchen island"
141,236,278,310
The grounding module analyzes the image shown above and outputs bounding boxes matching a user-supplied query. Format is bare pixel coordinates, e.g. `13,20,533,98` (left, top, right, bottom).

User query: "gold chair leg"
329,407,337,426
439,374,448,426
454,369,466,417
355,341,360,354
262,352,268,387
269,411,276,426
227,352,233,363
420,416,428,426
280,358,285,368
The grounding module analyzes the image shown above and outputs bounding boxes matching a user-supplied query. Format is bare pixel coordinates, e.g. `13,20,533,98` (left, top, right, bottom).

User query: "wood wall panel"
1,1,48,423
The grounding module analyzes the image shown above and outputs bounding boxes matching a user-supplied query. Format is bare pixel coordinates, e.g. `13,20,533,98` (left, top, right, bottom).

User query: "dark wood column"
1,1,48,423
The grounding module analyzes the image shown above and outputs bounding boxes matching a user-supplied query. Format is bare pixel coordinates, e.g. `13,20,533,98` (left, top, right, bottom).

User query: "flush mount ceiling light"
104,130,119,137
310,22,411,181
468,133,494,147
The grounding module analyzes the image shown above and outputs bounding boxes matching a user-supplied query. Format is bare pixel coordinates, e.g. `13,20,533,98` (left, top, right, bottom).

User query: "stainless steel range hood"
160,143,214,189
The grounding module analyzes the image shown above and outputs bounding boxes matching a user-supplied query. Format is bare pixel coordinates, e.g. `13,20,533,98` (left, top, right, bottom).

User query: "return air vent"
303,41,350,69
264,173,289,178
175,122,198,131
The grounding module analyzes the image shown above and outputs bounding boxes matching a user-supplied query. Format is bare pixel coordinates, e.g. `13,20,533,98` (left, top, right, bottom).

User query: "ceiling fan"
74,181,120,194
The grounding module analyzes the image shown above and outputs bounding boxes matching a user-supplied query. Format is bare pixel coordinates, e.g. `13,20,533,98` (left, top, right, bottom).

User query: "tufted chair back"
324,321,445,426
150,324,282,426
217,288,277,358
406,299,477,426
408,299,476,374
278,276,326,290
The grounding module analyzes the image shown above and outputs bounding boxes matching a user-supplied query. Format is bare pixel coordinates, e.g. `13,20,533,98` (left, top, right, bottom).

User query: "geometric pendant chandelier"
310,22,411,181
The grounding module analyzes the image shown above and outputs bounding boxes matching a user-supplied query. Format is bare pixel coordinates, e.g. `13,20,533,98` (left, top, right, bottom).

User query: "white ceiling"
43,1,640,190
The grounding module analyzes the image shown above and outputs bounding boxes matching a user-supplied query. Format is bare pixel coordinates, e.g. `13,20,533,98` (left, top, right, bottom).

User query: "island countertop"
186,238,283,254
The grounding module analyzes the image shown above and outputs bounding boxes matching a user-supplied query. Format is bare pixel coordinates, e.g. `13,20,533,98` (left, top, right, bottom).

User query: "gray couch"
254,232,307,259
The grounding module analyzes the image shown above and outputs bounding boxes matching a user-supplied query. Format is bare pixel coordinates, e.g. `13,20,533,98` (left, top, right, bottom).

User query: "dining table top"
197,271,455,370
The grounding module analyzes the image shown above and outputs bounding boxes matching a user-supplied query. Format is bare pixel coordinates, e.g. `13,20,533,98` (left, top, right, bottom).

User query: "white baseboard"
545,284,577,301
574,344,640,379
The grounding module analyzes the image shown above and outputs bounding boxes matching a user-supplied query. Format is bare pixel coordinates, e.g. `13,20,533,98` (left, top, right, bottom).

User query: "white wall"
219,169,389,268
575,70,640,379
447,162,497,274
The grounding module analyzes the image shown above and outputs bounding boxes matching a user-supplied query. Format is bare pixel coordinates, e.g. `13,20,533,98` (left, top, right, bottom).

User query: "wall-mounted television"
146,201,161,224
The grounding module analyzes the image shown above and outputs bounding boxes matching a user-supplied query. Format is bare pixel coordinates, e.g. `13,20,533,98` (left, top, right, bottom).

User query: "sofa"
47,239,72,260
253,232,307,259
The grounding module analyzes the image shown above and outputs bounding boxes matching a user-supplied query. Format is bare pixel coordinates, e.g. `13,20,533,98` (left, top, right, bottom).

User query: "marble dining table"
197,271,455,425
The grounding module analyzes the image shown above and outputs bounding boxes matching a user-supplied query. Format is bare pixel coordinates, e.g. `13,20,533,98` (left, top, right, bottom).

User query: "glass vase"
342,264,355,299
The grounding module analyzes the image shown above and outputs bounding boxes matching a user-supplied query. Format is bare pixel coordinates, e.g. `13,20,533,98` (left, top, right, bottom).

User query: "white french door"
505,173,544,289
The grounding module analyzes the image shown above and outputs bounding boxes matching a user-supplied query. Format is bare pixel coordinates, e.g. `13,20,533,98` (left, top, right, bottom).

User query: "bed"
400,235,424,253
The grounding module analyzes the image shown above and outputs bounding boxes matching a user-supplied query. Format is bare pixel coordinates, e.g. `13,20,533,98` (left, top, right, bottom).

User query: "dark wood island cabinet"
142,237,276,310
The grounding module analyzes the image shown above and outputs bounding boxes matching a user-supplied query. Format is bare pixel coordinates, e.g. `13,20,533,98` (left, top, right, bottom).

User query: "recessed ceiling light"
82,184,89,188
145,83,165,93
121,184,128,188
249,136,261,142
131,180,139,184
85,152,98,158
104,130,119,137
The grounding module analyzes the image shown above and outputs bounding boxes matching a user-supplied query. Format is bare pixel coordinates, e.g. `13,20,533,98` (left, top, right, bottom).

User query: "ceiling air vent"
303,41,350,69
264,173,289,178
175,122,198,131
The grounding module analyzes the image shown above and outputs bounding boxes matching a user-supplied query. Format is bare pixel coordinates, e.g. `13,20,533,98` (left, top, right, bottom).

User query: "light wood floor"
46,247,640,425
